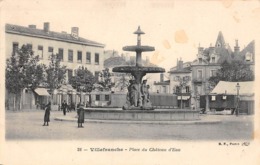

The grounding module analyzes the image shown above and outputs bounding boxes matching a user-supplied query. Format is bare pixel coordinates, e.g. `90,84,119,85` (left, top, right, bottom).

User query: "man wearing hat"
77,104,85,128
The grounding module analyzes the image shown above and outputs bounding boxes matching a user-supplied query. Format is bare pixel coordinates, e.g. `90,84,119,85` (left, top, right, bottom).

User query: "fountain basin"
112,66,165,73
84,108,200,121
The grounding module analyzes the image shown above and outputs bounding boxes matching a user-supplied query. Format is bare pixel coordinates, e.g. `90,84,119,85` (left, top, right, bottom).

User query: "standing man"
62,100,67,116
77,104,85,128
43,101,51,126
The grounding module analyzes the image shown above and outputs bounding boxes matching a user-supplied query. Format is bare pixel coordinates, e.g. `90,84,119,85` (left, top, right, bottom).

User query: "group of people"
43,101,86,128
126,79,151,109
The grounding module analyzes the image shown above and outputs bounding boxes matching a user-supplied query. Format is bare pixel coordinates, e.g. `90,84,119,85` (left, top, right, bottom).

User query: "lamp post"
236,83,240,116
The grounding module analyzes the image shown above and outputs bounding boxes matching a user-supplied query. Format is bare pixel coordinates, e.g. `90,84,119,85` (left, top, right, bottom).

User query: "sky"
1,0,260,75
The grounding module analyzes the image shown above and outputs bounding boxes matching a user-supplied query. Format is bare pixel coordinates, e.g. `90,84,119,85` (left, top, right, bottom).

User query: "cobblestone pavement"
5,109,253,140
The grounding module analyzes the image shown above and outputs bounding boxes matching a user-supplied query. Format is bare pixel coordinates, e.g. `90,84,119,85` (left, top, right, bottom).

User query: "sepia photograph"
1,0,260,164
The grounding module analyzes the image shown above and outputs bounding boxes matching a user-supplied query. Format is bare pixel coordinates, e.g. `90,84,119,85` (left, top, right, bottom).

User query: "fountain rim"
112,66,165,73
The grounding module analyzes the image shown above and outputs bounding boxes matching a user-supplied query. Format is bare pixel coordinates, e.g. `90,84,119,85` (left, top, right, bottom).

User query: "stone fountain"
113,26,165,110
82,27,200,121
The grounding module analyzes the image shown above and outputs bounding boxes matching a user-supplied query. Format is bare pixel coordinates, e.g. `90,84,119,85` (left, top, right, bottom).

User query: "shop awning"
34,88,50,96
177,96,190,100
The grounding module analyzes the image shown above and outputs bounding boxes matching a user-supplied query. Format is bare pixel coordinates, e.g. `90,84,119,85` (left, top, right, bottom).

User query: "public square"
5,109,253,141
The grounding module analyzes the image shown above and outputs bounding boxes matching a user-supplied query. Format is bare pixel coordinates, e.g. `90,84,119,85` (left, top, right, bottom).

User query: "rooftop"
5,23,105,48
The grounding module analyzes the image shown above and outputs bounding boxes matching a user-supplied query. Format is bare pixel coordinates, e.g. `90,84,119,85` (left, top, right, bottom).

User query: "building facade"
190,31,255,110
166,31,255,110
168,59,192,108
5,22,105,109
152,73,170,94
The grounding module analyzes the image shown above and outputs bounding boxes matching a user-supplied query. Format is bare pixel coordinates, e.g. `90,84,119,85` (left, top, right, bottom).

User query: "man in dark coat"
77,104,85,128
62,100,67,116
43,102,51,126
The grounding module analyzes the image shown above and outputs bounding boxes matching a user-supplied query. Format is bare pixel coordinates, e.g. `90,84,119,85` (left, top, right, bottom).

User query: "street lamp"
236,83,240,116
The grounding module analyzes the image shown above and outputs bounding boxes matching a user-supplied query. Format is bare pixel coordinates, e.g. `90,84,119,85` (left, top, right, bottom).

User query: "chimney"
28,25,36,29
178,58,183,70
160,73,164,82
234,39,240,55
71,27,79,39
43,22,50,33
198,43,204,54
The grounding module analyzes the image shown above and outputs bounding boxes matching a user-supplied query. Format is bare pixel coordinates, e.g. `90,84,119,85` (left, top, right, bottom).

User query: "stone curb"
54,116,221,125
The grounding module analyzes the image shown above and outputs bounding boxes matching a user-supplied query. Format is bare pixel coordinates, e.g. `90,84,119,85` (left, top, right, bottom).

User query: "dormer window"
245,52,252,62
198,58,202,64
211,57,215,63
217,42,221,47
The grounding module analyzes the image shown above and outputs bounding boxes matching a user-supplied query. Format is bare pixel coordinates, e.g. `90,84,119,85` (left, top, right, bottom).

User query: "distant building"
103,50,120,61
168,59,192,108
5,22,105,109
153,73,170,94
190,31,255,110
104,55,130,92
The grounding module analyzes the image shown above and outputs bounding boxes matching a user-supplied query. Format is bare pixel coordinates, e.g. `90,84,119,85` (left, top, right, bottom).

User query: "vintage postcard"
0,0,260,164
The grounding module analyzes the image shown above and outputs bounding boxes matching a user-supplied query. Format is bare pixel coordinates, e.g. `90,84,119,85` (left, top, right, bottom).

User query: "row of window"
210,95,228,101
196,69,217,79
12,42,100,65
95,94,110,101
199,54,252,64
198,57,216,64
174,86,190,93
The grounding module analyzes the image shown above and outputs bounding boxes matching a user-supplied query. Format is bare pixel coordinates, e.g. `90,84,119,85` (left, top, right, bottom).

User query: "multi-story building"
168,59,192,108
165,32,255,110
190,31,255,110
5,22,105,109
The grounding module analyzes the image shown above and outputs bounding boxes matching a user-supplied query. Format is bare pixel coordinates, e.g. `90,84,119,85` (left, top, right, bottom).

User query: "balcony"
192,78,204,83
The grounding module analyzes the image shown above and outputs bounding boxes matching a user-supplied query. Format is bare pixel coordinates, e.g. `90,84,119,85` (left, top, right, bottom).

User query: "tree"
114,73,134,91
209,60,254,88
44,53,67,99
97,68,115,91
6,45,45,110
70,67,96,103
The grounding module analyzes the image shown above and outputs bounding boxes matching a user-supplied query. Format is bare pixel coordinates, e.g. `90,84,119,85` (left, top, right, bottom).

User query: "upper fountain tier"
123,45,155,52
123,26,155,52
112,26,165,83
